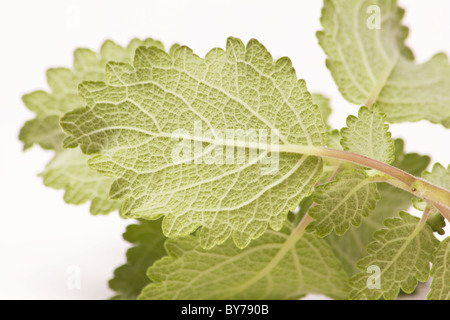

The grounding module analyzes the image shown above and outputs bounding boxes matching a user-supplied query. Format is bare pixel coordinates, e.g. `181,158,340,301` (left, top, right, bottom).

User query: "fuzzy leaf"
20,38,165,214
60,37,326,248
139,224,349,300
411,199,446,235
341,106,394,164
307,170,379,236
318,0,450,127
327,129,342,150
349,212,439,300
422,163,450,191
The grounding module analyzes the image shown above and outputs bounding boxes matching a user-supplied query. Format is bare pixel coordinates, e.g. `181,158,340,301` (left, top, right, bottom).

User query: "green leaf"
307,170,379,237
109,219,167,300
20,38,165,151
428,237,450,300
312,93,332,129
349,212,439,300
40,149,119,215
341,106,394,164
60,37,326,249
423,163,450,191
20,38,165,215
325,139,430,275
426,210,446,236
139,224,349,300
318,0,450,127
19,116,65,151
326,129,342,150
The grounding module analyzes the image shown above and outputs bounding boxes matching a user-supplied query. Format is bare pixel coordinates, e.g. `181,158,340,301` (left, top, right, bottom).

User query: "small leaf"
422,163,450,191
341,106,394,164
349,212,439,300
139,224,349,300
427,237,450,300
307,169,379,237
312,93,332,130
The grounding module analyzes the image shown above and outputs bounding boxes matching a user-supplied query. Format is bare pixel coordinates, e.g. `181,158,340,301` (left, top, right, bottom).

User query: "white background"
0,0,449,299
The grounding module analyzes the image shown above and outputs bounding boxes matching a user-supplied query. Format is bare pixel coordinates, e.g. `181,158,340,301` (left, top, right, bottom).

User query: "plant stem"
428,201,450,222
278,145,450,218
420,207,431,225
290,213,313,243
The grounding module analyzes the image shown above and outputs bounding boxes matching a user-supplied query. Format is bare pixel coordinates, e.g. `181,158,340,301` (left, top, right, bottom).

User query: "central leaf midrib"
170,231,288,299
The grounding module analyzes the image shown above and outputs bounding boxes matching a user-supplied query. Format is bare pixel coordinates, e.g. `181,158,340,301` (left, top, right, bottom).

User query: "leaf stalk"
278,145,450,220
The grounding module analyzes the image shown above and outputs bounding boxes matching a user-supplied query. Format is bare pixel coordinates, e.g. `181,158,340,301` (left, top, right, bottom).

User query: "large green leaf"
340,106,394,164
20,38,165,214
61,37,327,248
318,0,450,127
139,224,349,300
